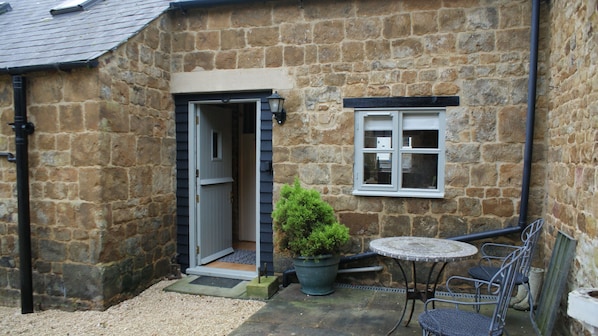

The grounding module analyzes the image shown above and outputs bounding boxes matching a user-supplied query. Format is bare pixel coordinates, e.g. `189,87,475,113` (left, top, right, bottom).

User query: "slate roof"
0,0,171,74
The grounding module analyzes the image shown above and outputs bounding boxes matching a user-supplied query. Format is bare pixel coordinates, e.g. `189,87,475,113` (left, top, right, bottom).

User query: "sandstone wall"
546,0,598,334
0,15,176,310
170,0,546,284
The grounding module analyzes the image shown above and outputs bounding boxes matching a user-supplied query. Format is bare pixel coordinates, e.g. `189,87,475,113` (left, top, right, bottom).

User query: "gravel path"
0,278,265,335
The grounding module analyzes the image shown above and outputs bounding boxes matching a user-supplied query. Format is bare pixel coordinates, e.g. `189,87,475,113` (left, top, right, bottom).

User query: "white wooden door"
197,105,233,264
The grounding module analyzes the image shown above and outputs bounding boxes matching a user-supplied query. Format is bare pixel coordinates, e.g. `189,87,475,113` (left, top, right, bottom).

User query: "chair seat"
418,309,503,336
468,266,529,285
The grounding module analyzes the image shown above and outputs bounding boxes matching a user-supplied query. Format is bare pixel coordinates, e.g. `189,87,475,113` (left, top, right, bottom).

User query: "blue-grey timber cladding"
174,92,274,275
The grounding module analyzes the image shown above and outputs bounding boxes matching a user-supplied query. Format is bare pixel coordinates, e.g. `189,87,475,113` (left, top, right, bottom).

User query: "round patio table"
369,236,478,333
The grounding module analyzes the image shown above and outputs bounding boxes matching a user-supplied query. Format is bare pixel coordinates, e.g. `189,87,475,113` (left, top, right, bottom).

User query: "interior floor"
205,241,256,272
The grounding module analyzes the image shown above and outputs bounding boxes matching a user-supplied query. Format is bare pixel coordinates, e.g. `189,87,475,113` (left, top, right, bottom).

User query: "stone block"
238,48,264,68
63,263,102,301
232,6,271,27
284,46,305,66
346,17,381,40
338,212,379,236
221,29,245,50
265,46,283,68
247,27,279,47
383,14,411,39
482,198,515,217
246,275,279,299
314,20,344,44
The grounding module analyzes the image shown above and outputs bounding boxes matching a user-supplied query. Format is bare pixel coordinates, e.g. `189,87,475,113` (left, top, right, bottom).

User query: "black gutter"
518,0,541,228
11,75,35,314
169,0,264,11
0,60,99,75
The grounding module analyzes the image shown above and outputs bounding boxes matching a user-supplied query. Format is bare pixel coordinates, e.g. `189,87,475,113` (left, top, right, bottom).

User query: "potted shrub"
272,178,350,295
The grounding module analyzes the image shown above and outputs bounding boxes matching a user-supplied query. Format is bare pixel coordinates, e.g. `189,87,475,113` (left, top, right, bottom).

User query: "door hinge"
196,246,200,254
196,115,199,125
196,195,199,203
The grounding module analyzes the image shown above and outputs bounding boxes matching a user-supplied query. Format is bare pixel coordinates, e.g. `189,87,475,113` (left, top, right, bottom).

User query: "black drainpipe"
450,0,541,242
11,75,35,314
517,0,541,228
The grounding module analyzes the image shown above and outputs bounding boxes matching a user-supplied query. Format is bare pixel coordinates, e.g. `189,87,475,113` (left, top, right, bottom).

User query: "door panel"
197,105,233,264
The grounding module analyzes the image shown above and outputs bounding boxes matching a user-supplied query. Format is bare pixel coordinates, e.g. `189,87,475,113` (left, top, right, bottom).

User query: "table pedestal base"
386,260,448,334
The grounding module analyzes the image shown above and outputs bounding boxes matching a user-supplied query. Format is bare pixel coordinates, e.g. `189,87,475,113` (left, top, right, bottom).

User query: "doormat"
190,276,243,288
218,249,256,265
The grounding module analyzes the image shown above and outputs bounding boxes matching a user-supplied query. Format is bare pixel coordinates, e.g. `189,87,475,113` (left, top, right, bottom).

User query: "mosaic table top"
370,236,478,263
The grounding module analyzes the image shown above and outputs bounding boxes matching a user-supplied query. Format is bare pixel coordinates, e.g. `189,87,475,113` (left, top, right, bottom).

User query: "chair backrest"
485,247,526,334
519,218,544,276
533,231,577,336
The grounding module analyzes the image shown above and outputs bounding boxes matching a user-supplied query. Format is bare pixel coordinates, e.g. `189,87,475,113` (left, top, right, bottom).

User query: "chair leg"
474,280,483,312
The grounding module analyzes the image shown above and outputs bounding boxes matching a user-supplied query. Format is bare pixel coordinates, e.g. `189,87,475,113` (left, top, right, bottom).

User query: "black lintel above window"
343,96,459,108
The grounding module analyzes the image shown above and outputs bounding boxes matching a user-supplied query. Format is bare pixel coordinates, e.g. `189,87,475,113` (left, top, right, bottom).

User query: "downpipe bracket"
9,121,35,135
0,152,15,162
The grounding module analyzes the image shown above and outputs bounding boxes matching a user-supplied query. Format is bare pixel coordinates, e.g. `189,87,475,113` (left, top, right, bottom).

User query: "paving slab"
230,283,537,336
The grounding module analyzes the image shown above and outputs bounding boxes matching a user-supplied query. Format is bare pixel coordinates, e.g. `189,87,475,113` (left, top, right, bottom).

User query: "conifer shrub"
272,179,350,258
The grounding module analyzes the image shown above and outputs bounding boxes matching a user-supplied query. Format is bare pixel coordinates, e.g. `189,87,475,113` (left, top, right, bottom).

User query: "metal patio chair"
467,218,544,310
418,246,525,336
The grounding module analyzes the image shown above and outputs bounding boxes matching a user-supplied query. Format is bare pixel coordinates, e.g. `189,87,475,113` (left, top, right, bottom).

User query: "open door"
183,97,263,280
197,105,234,264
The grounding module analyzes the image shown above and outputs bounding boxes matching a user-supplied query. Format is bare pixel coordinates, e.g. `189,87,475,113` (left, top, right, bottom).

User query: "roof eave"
0,59,100,75
168,0,263,11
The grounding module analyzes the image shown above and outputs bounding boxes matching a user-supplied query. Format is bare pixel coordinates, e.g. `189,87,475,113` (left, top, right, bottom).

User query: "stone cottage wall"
546,0,598,334
0,16,176,310
170,0,546,284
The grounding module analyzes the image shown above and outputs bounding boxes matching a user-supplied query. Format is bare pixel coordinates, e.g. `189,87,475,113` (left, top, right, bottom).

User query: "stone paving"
230,283,537,336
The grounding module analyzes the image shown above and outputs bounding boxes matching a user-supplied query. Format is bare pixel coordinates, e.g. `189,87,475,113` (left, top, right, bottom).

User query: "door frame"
186,99,261,280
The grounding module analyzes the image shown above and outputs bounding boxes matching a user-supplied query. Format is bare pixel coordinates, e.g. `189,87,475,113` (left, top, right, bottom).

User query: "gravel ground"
0,278,265,336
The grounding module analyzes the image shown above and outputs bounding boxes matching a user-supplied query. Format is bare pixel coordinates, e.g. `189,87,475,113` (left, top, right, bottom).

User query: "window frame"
353,107,446,198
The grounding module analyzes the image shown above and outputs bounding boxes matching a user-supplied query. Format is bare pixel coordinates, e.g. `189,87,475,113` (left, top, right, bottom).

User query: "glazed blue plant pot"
293,254,340,296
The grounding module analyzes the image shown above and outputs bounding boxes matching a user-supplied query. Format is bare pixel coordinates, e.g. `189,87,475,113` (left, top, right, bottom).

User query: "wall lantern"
267,91,286,125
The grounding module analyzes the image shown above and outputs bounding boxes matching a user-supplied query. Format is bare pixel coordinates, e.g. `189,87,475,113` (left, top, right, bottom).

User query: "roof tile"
0,0,170,73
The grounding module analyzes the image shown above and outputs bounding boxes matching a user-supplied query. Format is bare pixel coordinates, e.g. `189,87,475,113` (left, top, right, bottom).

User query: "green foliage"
272,178,350,258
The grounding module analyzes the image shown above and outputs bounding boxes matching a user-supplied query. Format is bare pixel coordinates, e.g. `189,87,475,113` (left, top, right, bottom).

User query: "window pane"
401,154,438,188
364,115,393,149
363,152,392,185
403,113,439,130
365,130,392,149
404,130,438,149
212,130,220,159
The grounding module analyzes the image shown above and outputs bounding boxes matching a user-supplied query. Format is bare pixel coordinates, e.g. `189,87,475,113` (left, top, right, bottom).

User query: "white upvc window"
353,107,446,198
